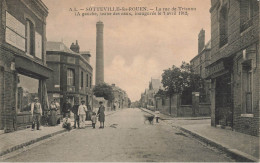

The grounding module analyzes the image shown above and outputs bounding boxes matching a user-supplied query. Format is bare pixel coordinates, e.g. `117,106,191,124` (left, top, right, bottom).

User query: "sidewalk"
140,108,260,162
0,110,119,158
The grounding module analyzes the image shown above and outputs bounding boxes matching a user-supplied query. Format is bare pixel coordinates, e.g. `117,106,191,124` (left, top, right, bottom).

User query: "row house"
140,78,162,109
190,29,211,103
207,0,259,136
111,84,129,109
46,41,93,108
0,0,51,132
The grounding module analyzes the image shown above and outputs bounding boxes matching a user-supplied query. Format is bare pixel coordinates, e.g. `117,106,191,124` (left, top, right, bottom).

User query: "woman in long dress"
49,101,58,126
97,101,105,128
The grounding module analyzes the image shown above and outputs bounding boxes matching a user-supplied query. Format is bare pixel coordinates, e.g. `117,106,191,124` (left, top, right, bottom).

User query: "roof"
46,41,78,55
151,79,162,90
205,40,211,49
80,51,91,57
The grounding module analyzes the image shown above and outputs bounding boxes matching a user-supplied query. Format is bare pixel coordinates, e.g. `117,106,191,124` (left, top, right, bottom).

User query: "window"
219,5,228,47
17,74,39,112
81,71,84,88
242,60,253,113
90,76,92,88
25,19,35,56
240,0,254,32
67,69,75,86
86,74,89,87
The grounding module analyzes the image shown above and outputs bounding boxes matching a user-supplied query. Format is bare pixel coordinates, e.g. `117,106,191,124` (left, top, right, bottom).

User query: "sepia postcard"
0,0,259,162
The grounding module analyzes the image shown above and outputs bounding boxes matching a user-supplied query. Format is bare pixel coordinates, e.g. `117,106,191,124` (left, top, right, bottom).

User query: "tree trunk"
169,94,172,115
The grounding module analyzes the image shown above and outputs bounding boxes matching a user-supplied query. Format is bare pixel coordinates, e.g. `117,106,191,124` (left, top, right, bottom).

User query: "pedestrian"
49,101,58,126
78,100,87,129
97,101,105,129
53,98,61,124
155,110,160,123
72,102,79,128
31,97,42,131
62,98,72,118
62,114,72,131
91,112,97,129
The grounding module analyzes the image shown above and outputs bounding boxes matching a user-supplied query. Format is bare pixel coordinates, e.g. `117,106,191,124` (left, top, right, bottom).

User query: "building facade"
140,78,162,109
46,41,93,109
111,84,129,109
0,0,51,132
207,0,259,136
190,29,211,103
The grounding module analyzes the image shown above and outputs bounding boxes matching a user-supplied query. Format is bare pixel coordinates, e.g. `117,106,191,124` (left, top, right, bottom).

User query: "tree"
161,62,204,114
154,89,166,98
93,83,115,103
127,98,131,108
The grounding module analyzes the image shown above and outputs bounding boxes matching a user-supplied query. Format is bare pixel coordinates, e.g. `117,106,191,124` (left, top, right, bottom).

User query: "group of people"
30,96,106,131
70,100,105,130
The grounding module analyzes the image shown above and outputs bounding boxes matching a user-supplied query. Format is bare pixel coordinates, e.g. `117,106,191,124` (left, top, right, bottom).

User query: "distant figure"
155,110,160,123
91,112,97,129
54,98,60,114
72,102,80,128
97,101,105,129
78,100,87,129
62,114,72,131
54,98,61,124
62,98,72,118
31,97,42,131
49,101,58,126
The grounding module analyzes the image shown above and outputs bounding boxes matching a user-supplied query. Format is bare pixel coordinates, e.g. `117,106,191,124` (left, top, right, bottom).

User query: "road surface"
5,108,234,162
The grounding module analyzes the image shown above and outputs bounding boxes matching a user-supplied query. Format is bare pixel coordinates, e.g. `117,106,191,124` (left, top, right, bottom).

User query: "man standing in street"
62,98,72,118
31,97,42,131
78,100,87,129
72,101,80,128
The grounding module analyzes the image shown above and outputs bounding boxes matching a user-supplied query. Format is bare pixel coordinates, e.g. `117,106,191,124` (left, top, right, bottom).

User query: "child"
91,112,97,129
155,110,160,123
62,114,72,131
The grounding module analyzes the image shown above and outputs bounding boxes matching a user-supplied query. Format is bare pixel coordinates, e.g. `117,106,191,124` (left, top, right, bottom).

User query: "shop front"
206,56,233,128
14,55,52,130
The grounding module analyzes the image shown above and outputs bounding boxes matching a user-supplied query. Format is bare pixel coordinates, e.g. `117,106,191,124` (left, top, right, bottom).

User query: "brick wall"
0,47,16,132
210,0,259,136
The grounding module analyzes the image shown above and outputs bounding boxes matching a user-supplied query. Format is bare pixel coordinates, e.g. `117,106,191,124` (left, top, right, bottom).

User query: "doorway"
215,73,233,127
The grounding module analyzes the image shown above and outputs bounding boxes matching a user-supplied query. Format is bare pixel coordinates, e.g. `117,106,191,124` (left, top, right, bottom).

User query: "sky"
42,0,211,102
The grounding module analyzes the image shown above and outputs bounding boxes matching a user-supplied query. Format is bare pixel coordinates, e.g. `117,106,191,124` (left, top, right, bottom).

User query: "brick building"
0,0,51,132
46,41,93,109
207,0,259,136
190,29,211,103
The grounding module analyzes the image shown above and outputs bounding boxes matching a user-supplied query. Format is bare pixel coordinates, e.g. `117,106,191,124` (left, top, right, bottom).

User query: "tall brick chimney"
96,21,104,85
198,29,205,53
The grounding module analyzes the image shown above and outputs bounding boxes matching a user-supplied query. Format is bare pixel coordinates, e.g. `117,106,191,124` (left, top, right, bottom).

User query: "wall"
209,0,259,136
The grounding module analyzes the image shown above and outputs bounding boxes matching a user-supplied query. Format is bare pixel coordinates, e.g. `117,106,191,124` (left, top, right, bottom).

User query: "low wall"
16,112,32,130
198,103,211,116
178,105,193,117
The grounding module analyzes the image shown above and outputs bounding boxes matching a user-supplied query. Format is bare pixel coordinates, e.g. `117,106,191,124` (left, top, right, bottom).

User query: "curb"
0,110,118,158
178,126,259,162
140,108,259,162
0,129,67,157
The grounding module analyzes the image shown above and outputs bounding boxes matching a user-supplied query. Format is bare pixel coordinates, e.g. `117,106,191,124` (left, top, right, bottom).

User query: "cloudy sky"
42,0,211,101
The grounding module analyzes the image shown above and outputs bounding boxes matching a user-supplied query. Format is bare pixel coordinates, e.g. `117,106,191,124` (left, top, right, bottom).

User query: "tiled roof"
151,79,162,90
46,41,78,55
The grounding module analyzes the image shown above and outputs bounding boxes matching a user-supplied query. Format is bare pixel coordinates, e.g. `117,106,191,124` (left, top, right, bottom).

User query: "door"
215,73,233,127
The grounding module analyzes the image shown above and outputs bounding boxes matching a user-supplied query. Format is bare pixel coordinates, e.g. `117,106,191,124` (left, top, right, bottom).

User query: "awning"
206,57,233,79
15,55,53,79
